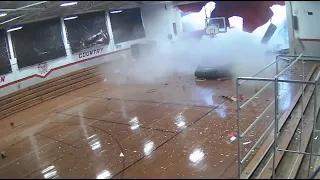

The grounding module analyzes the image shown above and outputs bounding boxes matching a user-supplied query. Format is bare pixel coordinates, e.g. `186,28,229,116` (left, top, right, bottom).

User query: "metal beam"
15,1,49,11
0,8,45,11
14,2,60,25
0,15,25,26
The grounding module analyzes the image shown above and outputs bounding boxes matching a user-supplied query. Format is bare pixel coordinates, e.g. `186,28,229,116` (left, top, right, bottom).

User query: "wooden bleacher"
0,63,105,119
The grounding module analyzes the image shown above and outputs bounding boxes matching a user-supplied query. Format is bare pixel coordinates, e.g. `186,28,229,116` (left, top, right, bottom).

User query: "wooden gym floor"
0,61,315,179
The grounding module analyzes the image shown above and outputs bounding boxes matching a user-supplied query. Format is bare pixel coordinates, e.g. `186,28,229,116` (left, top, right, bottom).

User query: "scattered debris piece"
146,89,157,93
103,78,107,82
239,94,244,101
1,151,6,159
165,83,168,85
226,133,236,144
119,152,124,157
195,78,206,81
315,136,318,140
230,136,236,141
254,89,259,93
10,122,14,127
219,95,237,102
243,141,252,145
217,77,231,81
106,98,112,101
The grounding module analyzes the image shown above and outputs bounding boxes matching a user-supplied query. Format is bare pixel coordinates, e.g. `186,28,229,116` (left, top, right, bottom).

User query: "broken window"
109,8,146,44
64,11,110,54
11,18,66,69
0,30,11,75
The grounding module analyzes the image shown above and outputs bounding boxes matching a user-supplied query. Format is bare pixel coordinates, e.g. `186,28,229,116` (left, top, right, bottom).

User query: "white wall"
0,4,178,97
140,2,181,50
286,1,320,56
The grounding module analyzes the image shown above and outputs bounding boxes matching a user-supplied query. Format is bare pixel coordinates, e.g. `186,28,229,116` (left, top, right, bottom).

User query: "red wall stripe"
0,48,130,89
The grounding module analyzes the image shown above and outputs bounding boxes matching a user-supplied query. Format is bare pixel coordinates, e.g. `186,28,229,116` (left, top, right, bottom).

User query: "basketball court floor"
0,61,314,179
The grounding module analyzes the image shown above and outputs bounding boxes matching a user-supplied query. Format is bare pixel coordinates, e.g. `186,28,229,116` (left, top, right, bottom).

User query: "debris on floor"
219,95,237,102
195,78,206,82
1,151,6,159
165,83,168,85
146,89,157,93
243,141,252,145
217,77,232,81
10,122,14,127
239,94,244,101
119,152,124,157
252,101,257,107
226,133,236,144
106,98,112,101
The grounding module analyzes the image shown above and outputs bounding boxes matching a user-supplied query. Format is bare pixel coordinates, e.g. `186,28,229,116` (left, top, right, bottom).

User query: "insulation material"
0,30,11,75
64,11,110,54
11,18,66,69
109,8,146,44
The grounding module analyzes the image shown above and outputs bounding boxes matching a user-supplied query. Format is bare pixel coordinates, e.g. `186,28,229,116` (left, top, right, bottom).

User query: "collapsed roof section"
176,1,285,33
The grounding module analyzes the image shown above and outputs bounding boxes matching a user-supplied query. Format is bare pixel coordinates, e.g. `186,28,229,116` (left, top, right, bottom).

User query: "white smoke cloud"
100,3,287,91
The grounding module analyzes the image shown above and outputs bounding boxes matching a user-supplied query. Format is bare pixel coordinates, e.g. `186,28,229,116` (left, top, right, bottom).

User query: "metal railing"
236,54,320,179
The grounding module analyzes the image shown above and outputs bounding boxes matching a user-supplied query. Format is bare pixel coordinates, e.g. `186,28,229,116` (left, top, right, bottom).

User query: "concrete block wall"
0,2,179,97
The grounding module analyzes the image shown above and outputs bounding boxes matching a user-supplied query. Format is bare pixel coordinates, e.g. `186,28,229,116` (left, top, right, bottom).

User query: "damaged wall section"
176,1,285,33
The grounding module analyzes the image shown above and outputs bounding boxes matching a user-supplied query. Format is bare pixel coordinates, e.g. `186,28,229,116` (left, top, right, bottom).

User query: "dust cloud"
105,28,278,90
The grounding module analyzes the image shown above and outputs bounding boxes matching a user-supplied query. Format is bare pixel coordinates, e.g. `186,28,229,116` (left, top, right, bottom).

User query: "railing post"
236,78,242,179
273,76,279,179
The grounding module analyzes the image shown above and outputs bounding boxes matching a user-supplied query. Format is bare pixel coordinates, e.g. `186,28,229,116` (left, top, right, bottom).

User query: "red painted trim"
0,48,130,89
299,38,320,42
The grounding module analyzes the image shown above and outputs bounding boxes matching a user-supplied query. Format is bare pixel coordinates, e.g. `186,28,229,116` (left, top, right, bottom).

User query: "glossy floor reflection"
0,62,316,179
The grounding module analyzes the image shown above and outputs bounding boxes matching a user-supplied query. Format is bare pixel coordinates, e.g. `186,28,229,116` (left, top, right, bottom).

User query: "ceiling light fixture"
110,10,122,14
7,26,23,32
60,2,77,7
0,12,7,17
63,16,78,21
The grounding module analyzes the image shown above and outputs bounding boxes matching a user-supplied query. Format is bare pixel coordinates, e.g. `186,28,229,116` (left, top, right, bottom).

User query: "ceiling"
0,1,199,30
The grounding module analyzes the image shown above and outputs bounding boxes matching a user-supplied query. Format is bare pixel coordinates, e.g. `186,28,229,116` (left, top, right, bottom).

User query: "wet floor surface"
0,61,316,179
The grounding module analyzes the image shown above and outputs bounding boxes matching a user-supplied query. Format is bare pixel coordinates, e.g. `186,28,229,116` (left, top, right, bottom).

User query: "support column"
60,17,72,57
6,32,20,89
105,11,116,50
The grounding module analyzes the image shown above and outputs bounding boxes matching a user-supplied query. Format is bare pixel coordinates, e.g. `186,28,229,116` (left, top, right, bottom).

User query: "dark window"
0,30,12,75
64,11,110,54
11,18,66,69
110,8,146,44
